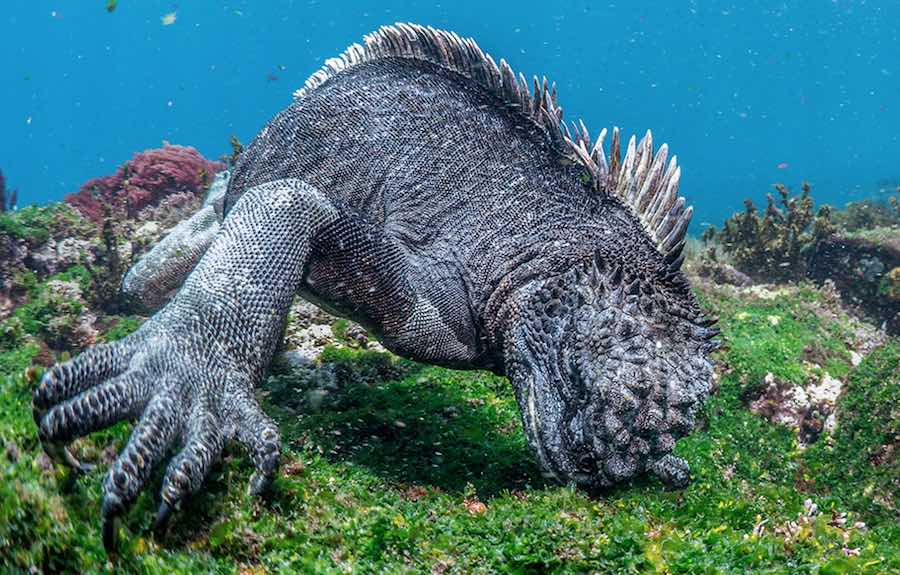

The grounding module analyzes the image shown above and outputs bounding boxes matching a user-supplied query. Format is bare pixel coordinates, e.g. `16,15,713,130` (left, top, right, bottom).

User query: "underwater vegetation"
0,147,896,572
701,182,900,333
64,144,225,224
700,182,833,283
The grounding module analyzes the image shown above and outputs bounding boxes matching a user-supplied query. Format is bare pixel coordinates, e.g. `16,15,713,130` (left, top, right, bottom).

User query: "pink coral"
65,144,224,223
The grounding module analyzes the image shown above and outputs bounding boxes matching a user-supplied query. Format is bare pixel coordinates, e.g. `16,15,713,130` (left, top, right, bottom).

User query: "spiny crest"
294,23,693,261
581,253,721,354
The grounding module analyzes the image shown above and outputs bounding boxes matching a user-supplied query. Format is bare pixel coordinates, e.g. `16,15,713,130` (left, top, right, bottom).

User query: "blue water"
2,1,898,228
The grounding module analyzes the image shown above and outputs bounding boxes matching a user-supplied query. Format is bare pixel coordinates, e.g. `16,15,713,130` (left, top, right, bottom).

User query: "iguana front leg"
33,179,338,553
302,215,480,366
121,172,228,311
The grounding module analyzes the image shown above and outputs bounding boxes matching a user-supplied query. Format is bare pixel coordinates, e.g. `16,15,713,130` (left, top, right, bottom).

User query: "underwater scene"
1,2,898,573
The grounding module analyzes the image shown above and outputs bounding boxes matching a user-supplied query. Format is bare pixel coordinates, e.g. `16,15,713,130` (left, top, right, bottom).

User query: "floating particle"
776,162,789,169
161,12,176,26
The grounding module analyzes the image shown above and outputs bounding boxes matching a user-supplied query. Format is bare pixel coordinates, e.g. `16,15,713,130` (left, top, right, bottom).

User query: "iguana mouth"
507,317,595,485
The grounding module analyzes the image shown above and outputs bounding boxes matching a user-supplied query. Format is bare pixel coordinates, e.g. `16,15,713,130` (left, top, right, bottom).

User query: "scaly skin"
34,24,717,554
121,171,229,311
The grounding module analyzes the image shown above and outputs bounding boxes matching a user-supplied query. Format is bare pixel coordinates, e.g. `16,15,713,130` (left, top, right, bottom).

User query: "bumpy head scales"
504,252,718,489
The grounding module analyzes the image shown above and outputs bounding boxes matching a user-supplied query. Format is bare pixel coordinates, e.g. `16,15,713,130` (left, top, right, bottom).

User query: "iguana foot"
32,320,281,555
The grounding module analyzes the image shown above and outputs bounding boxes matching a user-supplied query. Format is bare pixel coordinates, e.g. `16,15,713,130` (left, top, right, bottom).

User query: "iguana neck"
478,199,659,369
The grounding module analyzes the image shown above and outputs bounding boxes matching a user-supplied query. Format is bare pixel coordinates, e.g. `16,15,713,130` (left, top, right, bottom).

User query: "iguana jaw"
500,278,594,485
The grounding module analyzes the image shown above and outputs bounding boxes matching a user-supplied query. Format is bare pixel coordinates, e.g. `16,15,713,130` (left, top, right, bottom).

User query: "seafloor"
0,148,898,573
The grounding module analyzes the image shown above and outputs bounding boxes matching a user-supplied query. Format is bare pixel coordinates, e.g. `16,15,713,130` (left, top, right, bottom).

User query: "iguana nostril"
113,470,129,489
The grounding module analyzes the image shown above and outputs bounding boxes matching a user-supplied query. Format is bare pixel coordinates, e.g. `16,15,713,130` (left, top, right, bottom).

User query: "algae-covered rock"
803,340,899,523
808,228,900,333
1,155,898,571
704,183,900,333
879,265,900,300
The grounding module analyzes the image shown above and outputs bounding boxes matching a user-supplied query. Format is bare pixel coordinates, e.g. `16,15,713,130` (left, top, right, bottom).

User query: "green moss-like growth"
1,279,897,573
803,340,899,524
0,267,94,353
698,282,854,395
329,318,350,343
102,315,143,342
0,204,92,247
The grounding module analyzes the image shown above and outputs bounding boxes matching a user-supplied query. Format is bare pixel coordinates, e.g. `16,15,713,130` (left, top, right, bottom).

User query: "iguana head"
500,248,718,489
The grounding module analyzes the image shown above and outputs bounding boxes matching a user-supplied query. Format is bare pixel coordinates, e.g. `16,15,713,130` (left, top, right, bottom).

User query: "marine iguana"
33,23,718,552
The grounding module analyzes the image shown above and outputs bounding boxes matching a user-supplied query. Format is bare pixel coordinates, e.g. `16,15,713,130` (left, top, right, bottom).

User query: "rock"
134,191,202,230
29,237,94,276
695,260,753,287
133,221,162,243
282,349,315,368
0,236,30,319
4,441,19,463
282,298,385,358
808,231,900,334
42,279,100,351
750,371,845,445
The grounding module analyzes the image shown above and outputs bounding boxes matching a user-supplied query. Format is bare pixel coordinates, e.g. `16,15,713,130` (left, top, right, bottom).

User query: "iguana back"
226,25,692,319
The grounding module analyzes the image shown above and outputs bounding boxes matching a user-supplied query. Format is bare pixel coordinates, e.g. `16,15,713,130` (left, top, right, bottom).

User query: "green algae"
1,276,898,573
0,204,92,247
803,340,899,525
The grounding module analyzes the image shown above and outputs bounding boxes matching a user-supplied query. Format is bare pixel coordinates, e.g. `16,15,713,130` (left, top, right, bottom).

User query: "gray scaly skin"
33,24,718,553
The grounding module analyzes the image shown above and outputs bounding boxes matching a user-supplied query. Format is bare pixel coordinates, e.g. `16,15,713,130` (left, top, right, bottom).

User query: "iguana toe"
34,341,139,469
102,391,180,554
650,454,691,489
33,342,132,418
234,393,282,497
155,409,225,534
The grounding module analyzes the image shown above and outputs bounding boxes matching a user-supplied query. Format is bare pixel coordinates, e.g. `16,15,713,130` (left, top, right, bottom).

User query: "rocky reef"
0,159,897,573
700,183,900,333
0,145,225,328
64,144,225,224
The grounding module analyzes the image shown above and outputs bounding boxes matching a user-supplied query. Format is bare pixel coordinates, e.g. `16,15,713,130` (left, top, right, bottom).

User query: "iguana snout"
503,253,718,489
